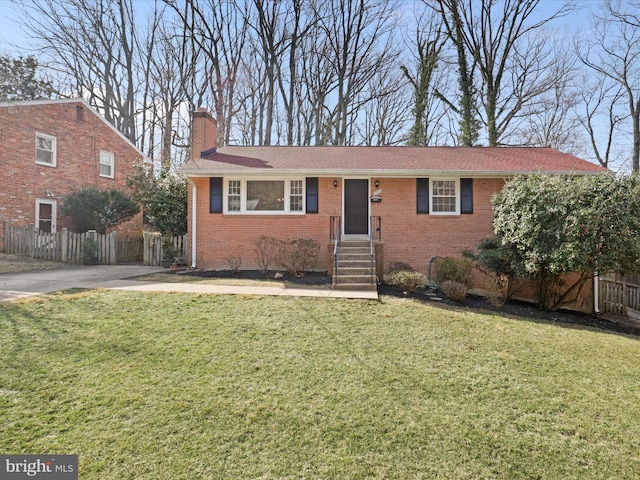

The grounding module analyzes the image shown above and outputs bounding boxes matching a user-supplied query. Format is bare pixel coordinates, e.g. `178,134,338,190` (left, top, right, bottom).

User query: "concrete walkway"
0,266,378,301
93,279,379,300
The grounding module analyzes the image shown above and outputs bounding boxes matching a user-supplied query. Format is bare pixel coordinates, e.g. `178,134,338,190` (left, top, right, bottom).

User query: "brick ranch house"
179,109,607,294
0,98,147,245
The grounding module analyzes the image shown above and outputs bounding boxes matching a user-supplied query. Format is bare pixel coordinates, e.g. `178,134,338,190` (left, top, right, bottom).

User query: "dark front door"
344,179,369,235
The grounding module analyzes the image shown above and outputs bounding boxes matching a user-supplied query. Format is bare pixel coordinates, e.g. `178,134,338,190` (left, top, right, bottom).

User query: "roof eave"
177,168,606,177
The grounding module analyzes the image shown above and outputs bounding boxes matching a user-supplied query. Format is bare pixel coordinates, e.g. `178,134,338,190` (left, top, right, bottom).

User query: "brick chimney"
191,108,217,160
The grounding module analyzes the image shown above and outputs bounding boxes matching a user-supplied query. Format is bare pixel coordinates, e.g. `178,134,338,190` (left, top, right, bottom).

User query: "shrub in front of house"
254,236,319,274
384,261,414,274
432,257,474,288
440,280,468,301
254,235,280,273
386,270,427,293
279,238,320,274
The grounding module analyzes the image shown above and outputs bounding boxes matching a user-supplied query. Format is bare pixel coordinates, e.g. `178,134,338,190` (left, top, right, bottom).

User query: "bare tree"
505,43,585,155
19,0,140,142
429,0,480,145
354,68,412,146
167,0,249,148
275,0,317,145
314,0,400,145
576,76,627,169
247,0,287,145
431,0,575,146
296,22,337,145
141,7,208,172
401,9,451,146
577,0,640,171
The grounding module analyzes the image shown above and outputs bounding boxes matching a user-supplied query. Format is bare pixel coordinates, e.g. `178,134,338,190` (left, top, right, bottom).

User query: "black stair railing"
369,216,381,285
330,216,341,286
370,216,381,241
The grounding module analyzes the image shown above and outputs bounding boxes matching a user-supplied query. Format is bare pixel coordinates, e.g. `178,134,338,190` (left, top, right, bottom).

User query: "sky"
0,0,600,55
0,0,624,169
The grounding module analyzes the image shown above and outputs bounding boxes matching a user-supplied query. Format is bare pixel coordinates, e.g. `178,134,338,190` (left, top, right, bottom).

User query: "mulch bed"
177,269,640,337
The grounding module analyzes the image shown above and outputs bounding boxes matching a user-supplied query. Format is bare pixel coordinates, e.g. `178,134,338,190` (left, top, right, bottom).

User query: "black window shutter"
306,177,318,213
209,177,223,213
461,178,473,214
417,178,429,214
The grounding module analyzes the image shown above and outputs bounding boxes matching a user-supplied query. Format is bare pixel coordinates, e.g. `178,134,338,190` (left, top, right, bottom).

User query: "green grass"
1,290,639,479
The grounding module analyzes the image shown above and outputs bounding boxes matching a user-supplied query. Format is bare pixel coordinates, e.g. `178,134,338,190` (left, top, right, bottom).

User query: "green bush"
62,187,139,234
464,237,522,303
386,270,427,292
126,163,187,236
432,257,474,288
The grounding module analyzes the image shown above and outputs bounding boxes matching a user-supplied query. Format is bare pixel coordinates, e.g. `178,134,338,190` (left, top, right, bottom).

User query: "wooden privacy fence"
3,222,187,267
598,273,640,317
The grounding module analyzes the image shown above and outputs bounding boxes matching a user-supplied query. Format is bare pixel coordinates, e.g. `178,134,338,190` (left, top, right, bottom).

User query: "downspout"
593,272,600,315
187,177,197,269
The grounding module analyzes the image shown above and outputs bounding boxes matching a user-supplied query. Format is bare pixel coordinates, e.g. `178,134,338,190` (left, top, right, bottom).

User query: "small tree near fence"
61,187,139,234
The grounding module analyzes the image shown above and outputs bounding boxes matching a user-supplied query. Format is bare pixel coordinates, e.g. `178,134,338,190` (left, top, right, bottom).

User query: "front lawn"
1,290,639,479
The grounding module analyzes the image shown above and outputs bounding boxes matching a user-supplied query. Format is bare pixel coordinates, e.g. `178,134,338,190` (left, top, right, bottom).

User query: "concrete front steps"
332,240,377,291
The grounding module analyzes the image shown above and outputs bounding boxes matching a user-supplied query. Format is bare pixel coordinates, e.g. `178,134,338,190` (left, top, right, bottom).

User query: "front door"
36,199,57,233
344,179,369,235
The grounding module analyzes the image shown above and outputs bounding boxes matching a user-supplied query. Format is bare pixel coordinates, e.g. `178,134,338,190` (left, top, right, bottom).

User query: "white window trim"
99,150,115,178
224,178,306,215
35,132,57,167
430,177,460,215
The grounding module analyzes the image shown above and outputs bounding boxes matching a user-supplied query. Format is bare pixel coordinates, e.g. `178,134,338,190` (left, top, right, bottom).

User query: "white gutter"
177,169,603,178
186,177,197,269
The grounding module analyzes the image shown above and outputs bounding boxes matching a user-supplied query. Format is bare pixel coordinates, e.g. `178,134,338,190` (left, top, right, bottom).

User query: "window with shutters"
417,177,473,215
224,178,306,214
431,179,458,214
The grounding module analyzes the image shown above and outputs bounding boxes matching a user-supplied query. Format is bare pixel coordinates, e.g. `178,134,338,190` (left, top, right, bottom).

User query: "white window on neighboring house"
225,178,305,214
35,133,56,167
99,150,115,178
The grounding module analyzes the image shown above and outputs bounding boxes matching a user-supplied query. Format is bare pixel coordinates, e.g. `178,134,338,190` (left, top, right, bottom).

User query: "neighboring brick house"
179,109,607,290
0,98,146,245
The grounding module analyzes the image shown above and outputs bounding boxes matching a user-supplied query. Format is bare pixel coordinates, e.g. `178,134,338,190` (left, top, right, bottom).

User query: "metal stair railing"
330,216,341,286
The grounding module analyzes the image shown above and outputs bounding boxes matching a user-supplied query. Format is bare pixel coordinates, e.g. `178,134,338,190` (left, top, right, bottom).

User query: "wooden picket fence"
598,273,640,317
142,232,189,267
2,222,187,267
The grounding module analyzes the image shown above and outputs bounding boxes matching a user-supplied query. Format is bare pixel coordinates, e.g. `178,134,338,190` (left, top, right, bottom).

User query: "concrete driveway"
0,265,165,301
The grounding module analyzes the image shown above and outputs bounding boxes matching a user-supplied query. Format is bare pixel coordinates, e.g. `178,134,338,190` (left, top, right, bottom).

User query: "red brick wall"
188,177,341,270
371,177,500,273
0,100,144,244
188,176,502,274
